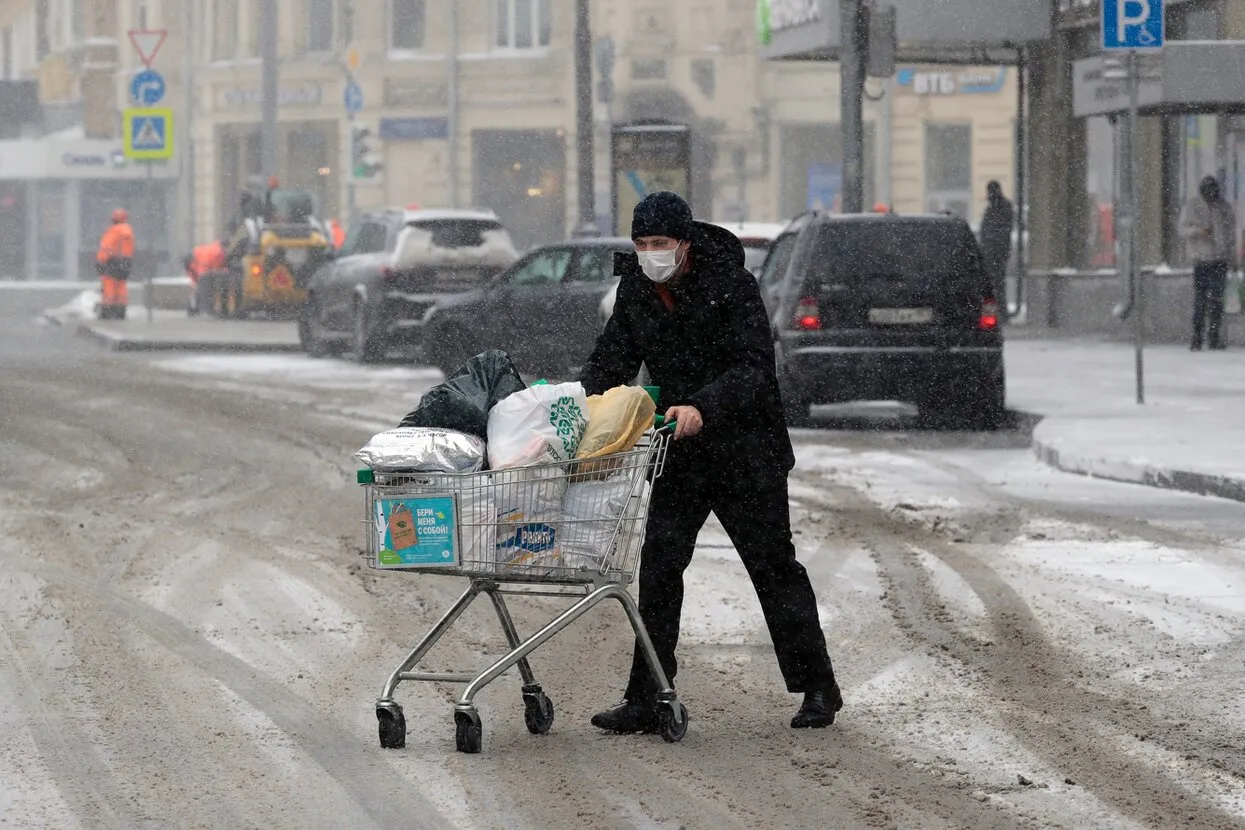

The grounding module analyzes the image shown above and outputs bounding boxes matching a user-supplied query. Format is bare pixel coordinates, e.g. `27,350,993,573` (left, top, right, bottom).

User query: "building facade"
0,0,1022,276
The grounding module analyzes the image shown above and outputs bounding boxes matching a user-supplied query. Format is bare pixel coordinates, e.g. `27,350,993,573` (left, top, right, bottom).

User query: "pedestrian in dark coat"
579,191,842,732
979,181,1015,311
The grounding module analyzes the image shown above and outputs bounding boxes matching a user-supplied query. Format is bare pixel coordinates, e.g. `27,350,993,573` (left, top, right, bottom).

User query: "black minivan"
763,212,1005,429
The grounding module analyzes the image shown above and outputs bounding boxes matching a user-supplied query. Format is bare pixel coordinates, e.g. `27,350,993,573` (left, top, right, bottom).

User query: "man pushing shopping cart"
579,191,843,733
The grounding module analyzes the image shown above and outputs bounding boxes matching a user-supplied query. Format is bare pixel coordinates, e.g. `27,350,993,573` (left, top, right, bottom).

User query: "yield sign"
128,29,167,68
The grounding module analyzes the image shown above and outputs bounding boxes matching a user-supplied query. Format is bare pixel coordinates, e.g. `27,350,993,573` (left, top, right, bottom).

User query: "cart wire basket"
358,423,688,753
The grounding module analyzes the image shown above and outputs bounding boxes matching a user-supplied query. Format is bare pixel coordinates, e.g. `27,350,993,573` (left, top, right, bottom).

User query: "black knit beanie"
631,191,694,241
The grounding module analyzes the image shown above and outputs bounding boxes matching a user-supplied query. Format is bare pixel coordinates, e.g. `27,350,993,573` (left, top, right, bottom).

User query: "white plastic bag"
1226,271,1243,316
560,475,634,571
486,382,589,469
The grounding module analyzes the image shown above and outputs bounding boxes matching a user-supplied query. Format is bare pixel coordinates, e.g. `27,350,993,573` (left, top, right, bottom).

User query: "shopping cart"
357,423,687,754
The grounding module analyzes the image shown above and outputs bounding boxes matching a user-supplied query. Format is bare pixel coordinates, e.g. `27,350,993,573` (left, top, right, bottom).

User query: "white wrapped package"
355,428,486,474
486,382,589,469
487,382,589,575
493,466,566,575
560,474,634,571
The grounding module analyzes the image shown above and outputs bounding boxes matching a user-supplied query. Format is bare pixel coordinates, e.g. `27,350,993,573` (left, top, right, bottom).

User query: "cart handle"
653,415,678,432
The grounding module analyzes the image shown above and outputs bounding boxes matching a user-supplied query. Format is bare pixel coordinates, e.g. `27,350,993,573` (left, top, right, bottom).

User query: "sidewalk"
1007,338,1245,502
44,290,300,353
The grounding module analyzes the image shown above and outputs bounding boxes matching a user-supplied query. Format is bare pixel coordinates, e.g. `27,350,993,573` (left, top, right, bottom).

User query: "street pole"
574,0,595,230
839,0,867,214
448,1,460,208
1126,49,1144,405
179,0,196,251
259,0,278,178
347,114,356,224
145,161,154,323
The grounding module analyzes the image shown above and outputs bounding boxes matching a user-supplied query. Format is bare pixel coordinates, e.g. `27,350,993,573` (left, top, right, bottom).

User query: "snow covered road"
3,330,1245,829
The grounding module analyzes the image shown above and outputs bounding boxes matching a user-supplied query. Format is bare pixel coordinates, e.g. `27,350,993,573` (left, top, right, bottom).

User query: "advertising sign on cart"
374,494,459,568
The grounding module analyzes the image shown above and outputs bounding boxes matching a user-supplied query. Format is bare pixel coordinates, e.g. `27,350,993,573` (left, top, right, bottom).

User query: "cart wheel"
454,709,483,754
658,701,689,744
377,704,406,749
522,691,555,735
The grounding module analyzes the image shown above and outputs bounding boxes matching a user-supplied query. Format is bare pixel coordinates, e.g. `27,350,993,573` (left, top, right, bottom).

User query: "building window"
390,0,425,49
496,0,551,50
2,27,11,79
133,0,149,30
631,58,666,80
72,0,84,39
924,124,972,218
213,0,237,60
307,0,333,53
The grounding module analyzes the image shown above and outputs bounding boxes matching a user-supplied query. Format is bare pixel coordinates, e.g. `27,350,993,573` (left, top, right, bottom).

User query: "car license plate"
285,248,308,266
869,307,933,325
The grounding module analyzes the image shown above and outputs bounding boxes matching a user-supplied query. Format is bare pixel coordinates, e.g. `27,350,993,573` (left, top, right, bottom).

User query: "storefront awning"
758,0,1050,65
1073,41,1245,117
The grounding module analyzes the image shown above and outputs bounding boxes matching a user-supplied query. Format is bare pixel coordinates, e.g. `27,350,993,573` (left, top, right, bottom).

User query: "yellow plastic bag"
572,386,656,479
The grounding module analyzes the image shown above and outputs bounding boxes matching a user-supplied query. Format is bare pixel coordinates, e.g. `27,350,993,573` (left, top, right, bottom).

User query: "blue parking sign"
1102,0,1164,50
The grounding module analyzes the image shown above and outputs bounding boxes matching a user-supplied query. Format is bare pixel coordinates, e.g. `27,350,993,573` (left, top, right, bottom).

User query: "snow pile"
41,289,100,324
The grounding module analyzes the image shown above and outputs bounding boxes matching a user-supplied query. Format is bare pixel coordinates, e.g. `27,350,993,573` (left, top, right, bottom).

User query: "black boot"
590,699,659,734
791,682,843,729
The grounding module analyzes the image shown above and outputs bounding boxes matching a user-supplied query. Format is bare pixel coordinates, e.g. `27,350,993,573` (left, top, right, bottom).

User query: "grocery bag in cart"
487,381,588,574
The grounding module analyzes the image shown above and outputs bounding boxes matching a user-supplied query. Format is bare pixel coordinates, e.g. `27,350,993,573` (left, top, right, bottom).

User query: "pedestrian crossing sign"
123,107,174,160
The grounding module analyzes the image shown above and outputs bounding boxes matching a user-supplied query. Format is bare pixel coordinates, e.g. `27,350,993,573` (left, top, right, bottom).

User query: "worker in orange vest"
96,208,135,320
184,239,227,316
328,218,346,248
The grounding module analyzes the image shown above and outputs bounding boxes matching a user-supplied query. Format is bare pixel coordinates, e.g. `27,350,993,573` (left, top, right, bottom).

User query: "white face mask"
636,246,684,283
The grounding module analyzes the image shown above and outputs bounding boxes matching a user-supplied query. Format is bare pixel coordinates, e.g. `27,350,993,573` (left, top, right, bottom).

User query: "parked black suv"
763,212,1005,429
299,208,518,362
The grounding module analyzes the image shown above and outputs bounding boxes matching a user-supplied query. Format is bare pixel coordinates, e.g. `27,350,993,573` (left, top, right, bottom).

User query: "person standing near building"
1179,175,1237,351
579,191,842,734
978,181,1015,314
96,208,135,320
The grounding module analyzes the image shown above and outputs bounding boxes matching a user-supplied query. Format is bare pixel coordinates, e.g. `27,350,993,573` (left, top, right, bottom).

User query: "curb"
1032,430,1245,504
74,320,303,353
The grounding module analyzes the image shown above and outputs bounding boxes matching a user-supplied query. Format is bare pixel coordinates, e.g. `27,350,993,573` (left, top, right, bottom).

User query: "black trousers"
624,466,836,700
983,252,1010,308
1192,260,1229,348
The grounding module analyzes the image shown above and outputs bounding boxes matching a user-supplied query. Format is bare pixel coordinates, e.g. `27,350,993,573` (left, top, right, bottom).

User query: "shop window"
496,0,551,50
924,124,972,219
307,0,333,53
390,0,425,50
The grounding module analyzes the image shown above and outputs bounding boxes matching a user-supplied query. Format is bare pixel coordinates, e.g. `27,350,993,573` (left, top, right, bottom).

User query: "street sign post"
1103,0,1163,405
130,69,166,106
127,29,168,68
123,108,174,161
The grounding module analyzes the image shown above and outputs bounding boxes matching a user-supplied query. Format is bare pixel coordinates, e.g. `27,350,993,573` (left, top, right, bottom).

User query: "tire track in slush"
0,607,132,829
811,451,1245,785
16,559,446,830
793,475,1245,829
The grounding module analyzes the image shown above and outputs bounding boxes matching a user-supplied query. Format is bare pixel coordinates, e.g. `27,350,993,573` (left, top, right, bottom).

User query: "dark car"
764,212,1005,429
298,208,518,362
422,237,635,378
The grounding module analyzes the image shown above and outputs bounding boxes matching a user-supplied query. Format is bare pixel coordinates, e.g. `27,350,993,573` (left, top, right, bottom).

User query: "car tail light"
250,263,262,277
979,298,999,331
794,296,821,331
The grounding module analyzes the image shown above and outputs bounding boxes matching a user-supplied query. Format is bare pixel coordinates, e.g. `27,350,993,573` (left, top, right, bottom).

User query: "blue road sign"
344,78,364,115
130,69,166,106
124,108,173,160
1102,0,1164,50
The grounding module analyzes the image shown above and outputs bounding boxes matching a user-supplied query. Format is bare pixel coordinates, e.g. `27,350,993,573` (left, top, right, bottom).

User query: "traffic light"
350,123,383,182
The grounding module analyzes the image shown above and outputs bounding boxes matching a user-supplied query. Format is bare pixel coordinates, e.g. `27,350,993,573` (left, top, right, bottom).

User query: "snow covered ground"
4,347,1245,828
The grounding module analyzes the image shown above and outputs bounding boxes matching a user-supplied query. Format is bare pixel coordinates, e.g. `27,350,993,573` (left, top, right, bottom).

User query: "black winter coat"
980,196,1015,263
579,222,795,490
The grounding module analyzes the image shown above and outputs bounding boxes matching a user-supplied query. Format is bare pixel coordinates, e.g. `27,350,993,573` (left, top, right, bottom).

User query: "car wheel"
352,301,385,364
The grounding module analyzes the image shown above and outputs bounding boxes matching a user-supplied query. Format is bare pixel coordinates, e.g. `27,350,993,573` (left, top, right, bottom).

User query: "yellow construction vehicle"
201,180,336,319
